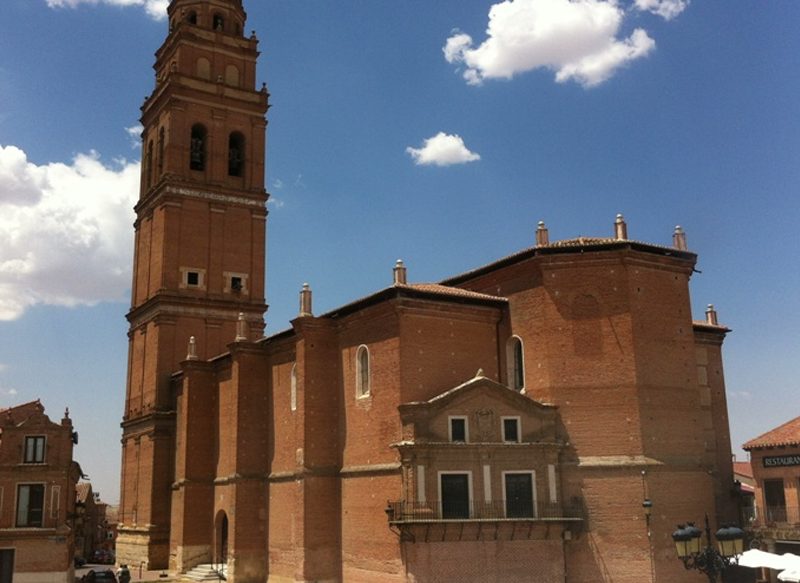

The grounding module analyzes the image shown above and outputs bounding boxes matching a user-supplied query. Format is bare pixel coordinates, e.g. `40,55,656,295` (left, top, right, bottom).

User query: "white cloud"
0,144,139,321
406,132,481,167
45,0,168,20
444,0,657,88
126,124,144,149
634,0,689,20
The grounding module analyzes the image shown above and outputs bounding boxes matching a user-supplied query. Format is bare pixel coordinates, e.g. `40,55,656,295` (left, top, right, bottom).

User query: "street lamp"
672,514,744,582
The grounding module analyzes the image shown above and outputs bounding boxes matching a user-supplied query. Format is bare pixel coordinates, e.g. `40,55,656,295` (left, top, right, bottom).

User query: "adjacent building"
115,1,740,581
743,416,800,574
0,400,80,583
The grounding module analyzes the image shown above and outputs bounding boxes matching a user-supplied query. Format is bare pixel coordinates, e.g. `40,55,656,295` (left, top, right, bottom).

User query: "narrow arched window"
157,127,165,175
356,345,370,398
228,132,245,177
213,13,225,31
225,64,240,87
508,336,525,392
290,363,297,412
196,57,211,80
187,11,197,25
190,124,207,171
145,140,154,188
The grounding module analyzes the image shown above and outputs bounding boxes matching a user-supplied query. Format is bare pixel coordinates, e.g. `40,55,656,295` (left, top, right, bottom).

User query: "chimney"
186,336,198,360
535,221,549,247
235,312,248,342
672,225,688,251
705,304,719,326
614,214,628,240
299,283,313,317
393,260,407,285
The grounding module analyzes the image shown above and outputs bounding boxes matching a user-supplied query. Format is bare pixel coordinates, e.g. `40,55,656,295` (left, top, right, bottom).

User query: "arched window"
213,13,225,31
190,124,207,171
145,140,154,188
228,132,244,177
157,127,165,175
225,64,240,87
508,336,525,392
196,57,211,80
187,11,197,25
356,345,370,398
290,363,297,412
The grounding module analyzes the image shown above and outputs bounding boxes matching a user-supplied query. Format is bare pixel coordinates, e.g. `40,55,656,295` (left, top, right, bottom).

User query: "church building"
116,1,740,581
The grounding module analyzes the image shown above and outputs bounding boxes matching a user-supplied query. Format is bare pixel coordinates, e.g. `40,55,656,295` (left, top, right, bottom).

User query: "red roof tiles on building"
743,416,800,450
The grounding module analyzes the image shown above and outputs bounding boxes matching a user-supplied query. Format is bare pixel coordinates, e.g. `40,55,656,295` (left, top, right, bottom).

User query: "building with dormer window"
0,400,80,583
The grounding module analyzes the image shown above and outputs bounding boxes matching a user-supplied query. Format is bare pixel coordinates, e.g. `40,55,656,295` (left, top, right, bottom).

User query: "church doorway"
215,511,229,567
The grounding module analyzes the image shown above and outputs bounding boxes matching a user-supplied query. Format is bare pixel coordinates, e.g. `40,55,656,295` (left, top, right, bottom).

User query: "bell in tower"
116,0,269,570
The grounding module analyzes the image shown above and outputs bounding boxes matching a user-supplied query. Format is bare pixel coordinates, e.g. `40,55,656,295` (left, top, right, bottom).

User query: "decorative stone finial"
672,225,688,251
535,221,549,247
299,283,313,317
235,313,248,342
187,336,198,361
614,214,628,240
393,260,407,286
705,304,719,326
474,368,484,379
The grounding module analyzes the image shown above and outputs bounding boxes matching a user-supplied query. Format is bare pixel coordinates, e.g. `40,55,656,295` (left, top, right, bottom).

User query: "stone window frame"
448,415,469,443
22,435,46,464
50,485,60,520
501,416,521,443
501,469,538,519
355,345,370,399
15,483,46,528
506,335,525,392
223,271,249,295
179,267,206,290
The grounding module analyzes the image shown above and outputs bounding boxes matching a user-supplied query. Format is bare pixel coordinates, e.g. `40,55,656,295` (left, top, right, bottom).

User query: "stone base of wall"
116,529,170,571
171,544,210,573
15,572,71,583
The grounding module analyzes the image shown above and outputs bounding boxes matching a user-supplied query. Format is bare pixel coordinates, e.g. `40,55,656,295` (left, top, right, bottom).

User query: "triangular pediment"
400,374,555,416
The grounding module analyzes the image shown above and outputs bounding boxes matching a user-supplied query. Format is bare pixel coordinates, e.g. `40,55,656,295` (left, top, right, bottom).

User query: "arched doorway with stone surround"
214,510,229,574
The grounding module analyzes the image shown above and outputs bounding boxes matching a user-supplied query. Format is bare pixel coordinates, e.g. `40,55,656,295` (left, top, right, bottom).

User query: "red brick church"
115,1,739,581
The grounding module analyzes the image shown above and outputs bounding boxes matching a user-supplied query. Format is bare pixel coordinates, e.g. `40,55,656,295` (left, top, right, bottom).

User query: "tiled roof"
743,416,800,450
320,281,506,320
441,237,695,286
400,283,503,302
733,461,753,479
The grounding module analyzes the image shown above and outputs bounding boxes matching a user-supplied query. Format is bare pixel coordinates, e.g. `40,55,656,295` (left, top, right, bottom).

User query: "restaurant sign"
763,455,800,468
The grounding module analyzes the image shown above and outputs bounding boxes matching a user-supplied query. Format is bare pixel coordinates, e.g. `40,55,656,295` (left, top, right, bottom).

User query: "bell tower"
117,0,269,568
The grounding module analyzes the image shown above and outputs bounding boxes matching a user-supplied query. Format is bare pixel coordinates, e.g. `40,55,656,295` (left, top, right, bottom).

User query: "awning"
738,549,800,582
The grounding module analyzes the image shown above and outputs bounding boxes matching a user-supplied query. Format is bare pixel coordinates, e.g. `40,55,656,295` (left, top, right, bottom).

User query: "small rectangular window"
23,437,45,464
231,276,242,291
449,417,467,442
502,418,520,443
180,267,205,290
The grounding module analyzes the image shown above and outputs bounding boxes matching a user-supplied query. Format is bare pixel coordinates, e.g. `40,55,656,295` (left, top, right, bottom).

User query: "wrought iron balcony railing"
387,499,584,523
747,505,800,528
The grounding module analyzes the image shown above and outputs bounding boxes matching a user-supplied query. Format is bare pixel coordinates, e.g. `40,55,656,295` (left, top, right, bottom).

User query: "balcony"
748,505,800,528
746,505,800,544
386,500,584,542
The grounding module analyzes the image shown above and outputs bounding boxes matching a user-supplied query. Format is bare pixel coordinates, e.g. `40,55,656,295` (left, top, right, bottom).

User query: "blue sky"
0,0,798,504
